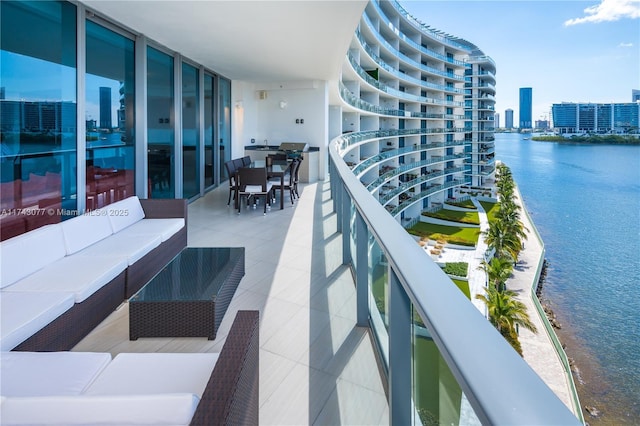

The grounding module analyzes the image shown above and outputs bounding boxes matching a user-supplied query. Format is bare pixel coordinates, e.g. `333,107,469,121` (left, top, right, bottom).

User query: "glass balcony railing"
348,52,464,107
386,0,473,51
367,2,467,67
339,82,465,120
328,132,581,425
338,129,466,153
353,151,465,177
359,18,465,83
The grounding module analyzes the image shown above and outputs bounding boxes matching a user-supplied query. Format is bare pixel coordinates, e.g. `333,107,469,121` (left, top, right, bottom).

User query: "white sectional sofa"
0,310,260,426
0,196,187,352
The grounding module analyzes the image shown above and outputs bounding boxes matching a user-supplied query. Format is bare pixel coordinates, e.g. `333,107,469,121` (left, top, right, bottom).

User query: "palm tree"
496,201,529,242
479,257,513,291
476,286,538,355
483,220,521,261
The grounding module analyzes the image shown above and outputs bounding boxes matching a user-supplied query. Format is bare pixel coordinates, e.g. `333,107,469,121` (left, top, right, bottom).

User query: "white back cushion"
1,351,112,397
0,225,66,288
61,210,113,255
106,196,145,233
0,394,199,425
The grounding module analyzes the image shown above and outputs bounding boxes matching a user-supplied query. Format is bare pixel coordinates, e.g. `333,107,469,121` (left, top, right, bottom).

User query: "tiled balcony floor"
74,179,389,425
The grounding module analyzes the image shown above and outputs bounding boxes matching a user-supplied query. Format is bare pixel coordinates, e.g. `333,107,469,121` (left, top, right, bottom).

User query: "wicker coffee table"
129,247,245,340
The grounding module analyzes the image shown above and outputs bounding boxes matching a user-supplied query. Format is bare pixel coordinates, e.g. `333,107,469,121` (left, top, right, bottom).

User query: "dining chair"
232,158,244,171
268,159,300,205
224,160,238,205
241,155,252,167
267,153,287,162
292,157,302,199
236,167,273,215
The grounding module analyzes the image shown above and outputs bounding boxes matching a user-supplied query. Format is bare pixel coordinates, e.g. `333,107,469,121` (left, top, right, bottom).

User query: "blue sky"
399,0,640,124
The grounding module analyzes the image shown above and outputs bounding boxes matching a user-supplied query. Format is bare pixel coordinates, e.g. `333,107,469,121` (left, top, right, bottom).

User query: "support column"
356,210,369,327
388,267,411,425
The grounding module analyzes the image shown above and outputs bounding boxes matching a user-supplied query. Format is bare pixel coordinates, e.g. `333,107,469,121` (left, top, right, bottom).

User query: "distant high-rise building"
519,87,532,128
0,87,5,100
494,113,500,129
535,120,549,130
505,108,514,128
552,102,640,133
633,89,640,102
99,86,112,129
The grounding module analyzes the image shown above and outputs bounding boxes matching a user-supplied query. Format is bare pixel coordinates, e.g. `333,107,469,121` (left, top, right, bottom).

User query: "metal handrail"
328,133,581,425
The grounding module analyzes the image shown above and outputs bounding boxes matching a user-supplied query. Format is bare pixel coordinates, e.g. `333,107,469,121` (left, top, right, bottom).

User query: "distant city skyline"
402,0,639,124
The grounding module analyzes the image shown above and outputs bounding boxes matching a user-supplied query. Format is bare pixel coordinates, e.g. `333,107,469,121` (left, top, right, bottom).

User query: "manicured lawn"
480,201,499,223
445,199,476,209
422,209,480,225
451,279,471,300
408,222,480,247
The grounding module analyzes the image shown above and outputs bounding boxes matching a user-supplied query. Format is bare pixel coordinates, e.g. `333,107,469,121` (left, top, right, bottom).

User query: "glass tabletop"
251,159,291,173
130,247,244,302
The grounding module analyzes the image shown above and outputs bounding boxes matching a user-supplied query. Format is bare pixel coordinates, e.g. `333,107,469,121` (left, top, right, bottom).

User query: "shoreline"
506,185,584,421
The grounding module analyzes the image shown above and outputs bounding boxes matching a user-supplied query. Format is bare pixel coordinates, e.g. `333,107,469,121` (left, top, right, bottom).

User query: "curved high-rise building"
336,0,496,224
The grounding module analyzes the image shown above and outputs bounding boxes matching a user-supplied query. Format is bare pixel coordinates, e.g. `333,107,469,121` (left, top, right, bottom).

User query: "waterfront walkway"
424,194,579,418
509,188,579,416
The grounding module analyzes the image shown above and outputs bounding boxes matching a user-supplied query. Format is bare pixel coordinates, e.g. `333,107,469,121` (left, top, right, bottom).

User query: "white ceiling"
82,1,367,82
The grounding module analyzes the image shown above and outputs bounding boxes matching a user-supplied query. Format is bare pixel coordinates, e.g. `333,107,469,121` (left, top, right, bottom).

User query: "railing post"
356,210,369,327
389,267,411,425
341,183,351,265
335,176,342,232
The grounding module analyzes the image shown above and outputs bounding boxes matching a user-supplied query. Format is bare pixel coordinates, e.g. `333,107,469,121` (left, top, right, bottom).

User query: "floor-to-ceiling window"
204,74,215,189
218,77,231,183
0,0,77,241
182,62,199,199
147,46,174,198
85,20,135,210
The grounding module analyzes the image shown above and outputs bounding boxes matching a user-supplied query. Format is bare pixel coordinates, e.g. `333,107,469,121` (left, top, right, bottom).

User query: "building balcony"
75,181,389,425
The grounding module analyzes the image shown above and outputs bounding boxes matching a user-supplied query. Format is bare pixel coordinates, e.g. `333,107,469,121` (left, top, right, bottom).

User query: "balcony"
72,147,579,424
75,181,389,424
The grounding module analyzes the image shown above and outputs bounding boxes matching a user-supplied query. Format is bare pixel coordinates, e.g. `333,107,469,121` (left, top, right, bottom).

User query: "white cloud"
564,0,640,26
618,42,635,47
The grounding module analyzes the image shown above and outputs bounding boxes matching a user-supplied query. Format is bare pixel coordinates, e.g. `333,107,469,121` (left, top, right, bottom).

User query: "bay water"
495,133,640,424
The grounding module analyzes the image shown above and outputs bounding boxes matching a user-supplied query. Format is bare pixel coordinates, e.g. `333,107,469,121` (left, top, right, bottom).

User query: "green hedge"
422,209,480,225
442,262,468,277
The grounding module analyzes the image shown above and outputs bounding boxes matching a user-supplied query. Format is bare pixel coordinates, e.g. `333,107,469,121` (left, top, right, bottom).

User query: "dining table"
243,159,292,210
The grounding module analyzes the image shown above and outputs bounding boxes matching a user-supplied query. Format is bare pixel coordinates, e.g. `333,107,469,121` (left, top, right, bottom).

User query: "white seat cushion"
5,255,127,303
0,292,75,351
61,210,113,255
1,351,112,397
0,225,66,289
106,196,146,233
85,353,219,399
74,232,161,266
0,394,199,425
120,218,184,242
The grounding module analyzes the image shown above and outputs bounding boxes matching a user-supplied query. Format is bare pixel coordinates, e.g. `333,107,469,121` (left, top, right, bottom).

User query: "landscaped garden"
421,209,480,225
445,199,476,209
408,222,480,247
480,200,498,223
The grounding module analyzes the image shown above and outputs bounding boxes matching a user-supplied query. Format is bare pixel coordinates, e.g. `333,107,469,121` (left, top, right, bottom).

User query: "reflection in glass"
147,46,174,198
204,74,214,188
85,20,135,210
182,62,199,199
412,305,480,425
218,77,231,183
0,1,77,240
370,236,389,365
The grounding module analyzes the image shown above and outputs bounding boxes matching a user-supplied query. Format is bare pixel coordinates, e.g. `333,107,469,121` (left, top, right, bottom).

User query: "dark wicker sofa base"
13,271,126,352
190,310,259,426
10,198,187,352
125,198,188,298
